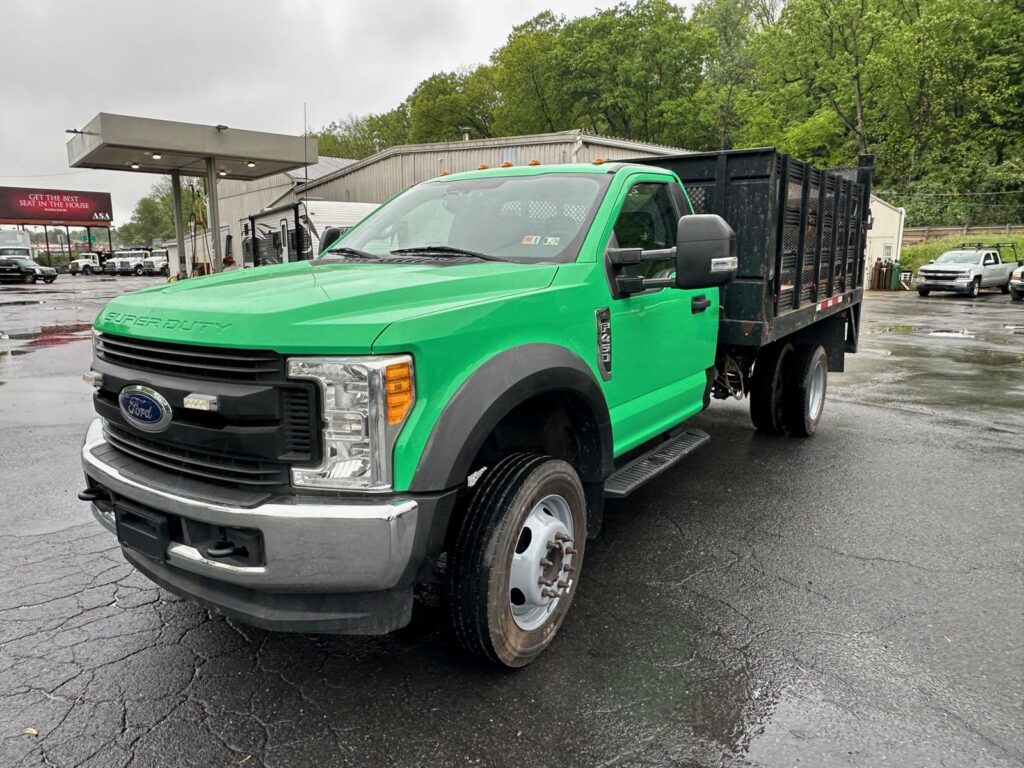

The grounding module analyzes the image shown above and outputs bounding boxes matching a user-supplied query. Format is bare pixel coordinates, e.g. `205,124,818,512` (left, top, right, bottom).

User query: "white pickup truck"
917,243,1021,298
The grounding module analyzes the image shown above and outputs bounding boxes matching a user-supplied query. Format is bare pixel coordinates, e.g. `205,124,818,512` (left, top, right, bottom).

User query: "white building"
866,194,906,269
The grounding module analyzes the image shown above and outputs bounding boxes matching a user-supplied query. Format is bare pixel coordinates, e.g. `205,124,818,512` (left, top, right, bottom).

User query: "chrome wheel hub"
808,360,825,420
508,493,576,631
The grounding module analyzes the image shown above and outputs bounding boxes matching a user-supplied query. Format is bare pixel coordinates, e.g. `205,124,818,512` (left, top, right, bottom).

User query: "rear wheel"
1000,281,1011,294
784,345,828,437
161,266,169,277
917,288,930,297
750,342,792,435
446,453,586,668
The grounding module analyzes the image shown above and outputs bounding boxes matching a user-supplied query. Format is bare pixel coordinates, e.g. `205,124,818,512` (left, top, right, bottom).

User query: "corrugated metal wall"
215,173,293,258
275,136,680,207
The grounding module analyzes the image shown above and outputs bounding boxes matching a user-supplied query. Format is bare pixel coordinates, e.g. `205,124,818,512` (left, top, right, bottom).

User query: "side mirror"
318,227,342,256
675,214,737,289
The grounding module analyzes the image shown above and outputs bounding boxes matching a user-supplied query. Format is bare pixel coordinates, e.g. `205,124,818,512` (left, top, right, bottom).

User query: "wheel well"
467,391,605,485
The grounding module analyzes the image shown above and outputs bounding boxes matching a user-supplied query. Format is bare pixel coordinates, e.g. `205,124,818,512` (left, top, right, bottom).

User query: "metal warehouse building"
272,130,687,208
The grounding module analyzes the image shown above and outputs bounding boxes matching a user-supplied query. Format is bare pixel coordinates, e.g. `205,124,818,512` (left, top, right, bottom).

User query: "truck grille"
95,333,283,381
94,333,320,492
104,422,289,487
920,272,959,281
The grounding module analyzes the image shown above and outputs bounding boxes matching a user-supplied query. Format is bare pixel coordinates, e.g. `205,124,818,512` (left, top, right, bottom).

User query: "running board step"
603,429,710,499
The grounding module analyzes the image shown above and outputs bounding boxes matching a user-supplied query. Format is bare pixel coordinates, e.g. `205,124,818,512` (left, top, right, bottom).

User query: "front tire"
750,342,793,435
134,265,143,276
1011,288,1023,302
22,273,36,284
1001,281,1011,295
447,453,586,668
968,278,980,298
82,265,92,275
918,288,930,297
784,345,828,437
44,277,55,283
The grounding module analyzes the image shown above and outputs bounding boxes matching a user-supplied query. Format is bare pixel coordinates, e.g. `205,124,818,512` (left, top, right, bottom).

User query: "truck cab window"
983,253,995,265
611,182,678,279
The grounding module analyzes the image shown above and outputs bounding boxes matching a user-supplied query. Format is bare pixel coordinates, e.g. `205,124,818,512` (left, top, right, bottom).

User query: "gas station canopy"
67,113,318,273
67,113,317,179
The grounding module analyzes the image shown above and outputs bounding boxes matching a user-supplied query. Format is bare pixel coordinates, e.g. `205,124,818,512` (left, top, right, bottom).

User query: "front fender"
409,344,612,493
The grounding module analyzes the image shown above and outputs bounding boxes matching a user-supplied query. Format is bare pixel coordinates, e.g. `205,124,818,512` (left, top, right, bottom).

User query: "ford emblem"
118,385,173,433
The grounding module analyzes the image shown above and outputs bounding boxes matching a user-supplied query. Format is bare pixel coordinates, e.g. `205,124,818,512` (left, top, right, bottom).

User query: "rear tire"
446,453,586,668
784,345,828,437
750,342,792,435
917,288,930,297
1000,281,1011,294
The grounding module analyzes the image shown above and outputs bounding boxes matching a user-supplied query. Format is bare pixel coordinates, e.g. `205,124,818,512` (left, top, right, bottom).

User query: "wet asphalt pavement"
1,277,1021,768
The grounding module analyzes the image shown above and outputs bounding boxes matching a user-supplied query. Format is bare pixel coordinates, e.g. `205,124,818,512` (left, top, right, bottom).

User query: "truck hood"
93,260,558,354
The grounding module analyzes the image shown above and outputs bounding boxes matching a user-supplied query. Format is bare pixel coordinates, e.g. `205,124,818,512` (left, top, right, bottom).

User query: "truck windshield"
324,173,610,264
0,248,32,257
934,251,982,264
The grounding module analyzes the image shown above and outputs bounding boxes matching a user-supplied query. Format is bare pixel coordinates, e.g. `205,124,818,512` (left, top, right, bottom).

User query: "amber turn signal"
385,362,414,425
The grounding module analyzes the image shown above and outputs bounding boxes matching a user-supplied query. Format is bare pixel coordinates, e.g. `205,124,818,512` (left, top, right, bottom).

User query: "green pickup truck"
80,149,873,667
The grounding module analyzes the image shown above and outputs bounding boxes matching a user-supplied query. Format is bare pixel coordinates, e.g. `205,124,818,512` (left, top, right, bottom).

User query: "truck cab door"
600,176,717,455
981,252,998,286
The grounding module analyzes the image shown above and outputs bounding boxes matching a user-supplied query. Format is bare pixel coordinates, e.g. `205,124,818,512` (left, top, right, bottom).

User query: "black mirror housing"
675,214,737,289
318,227,343,256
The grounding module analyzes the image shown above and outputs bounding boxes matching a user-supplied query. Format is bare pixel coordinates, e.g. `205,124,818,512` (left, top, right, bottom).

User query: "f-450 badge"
595,308,611,380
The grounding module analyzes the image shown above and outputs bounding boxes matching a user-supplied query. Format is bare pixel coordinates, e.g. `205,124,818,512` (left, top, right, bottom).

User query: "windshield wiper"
390,246,507,262
321,246,381,260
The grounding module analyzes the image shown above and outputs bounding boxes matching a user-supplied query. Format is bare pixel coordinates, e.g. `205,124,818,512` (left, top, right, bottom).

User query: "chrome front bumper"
81,418,419,593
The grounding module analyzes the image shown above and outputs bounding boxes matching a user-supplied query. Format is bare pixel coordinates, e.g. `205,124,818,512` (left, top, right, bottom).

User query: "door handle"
691,295,711,313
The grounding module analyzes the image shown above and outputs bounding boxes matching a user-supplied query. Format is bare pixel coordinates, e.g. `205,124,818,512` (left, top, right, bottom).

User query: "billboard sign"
0,186,114,227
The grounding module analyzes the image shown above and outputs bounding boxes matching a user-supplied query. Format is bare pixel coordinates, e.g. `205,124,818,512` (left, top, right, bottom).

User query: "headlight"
34,268,44,274
288,356,414,491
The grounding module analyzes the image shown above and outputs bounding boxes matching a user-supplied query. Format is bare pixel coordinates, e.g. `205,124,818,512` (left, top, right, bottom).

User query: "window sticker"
522,235,541,245
542,237,561,246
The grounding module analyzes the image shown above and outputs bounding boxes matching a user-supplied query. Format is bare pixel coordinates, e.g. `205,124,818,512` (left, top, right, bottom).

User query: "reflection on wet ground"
834,291,1024,426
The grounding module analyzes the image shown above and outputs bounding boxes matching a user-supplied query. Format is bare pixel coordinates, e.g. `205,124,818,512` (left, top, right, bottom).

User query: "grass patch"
900,234,1024,274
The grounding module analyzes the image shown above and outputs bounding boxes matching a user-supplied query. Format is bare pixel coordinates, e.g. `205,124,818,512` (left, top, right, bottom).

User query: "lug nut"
538,578,554,586
539,558,553,567
555,532,571,542
562,565,575,574
541,588,559,598
565,547,578,555
557,580,569,589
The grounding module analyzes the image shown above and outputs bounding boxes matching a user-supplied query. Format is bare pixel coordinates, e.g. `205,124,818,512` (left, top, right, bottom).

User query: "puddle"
928,329,975,338
0,322,94,355
0,300,45,307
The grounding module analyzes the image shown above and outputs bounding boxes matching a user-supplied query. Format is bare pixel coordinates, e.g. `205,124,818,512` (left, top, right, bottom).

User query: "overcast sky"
0,0,608,223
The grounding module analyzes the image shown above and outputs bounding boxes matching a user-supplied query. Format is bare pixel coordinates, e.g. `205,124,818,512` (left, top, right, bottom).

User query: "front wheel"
134,265,143,276
1011,288,1023,302
82,265,93,275
44,277,55,283
917,288,930,297
22,273,36,284
447,453,586,668
784,345,828,437
968,278,980,298
161,266,169,277
1000,281,1011,295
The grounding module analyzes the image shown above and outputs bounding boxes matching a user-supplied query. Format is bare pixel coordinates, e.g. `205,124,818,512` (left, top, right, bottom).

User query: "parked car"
917,243,1020,297
0,256,57,284
141,250,170,276
1010,265,1024,301
68,252,105,275
79,149,874,667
